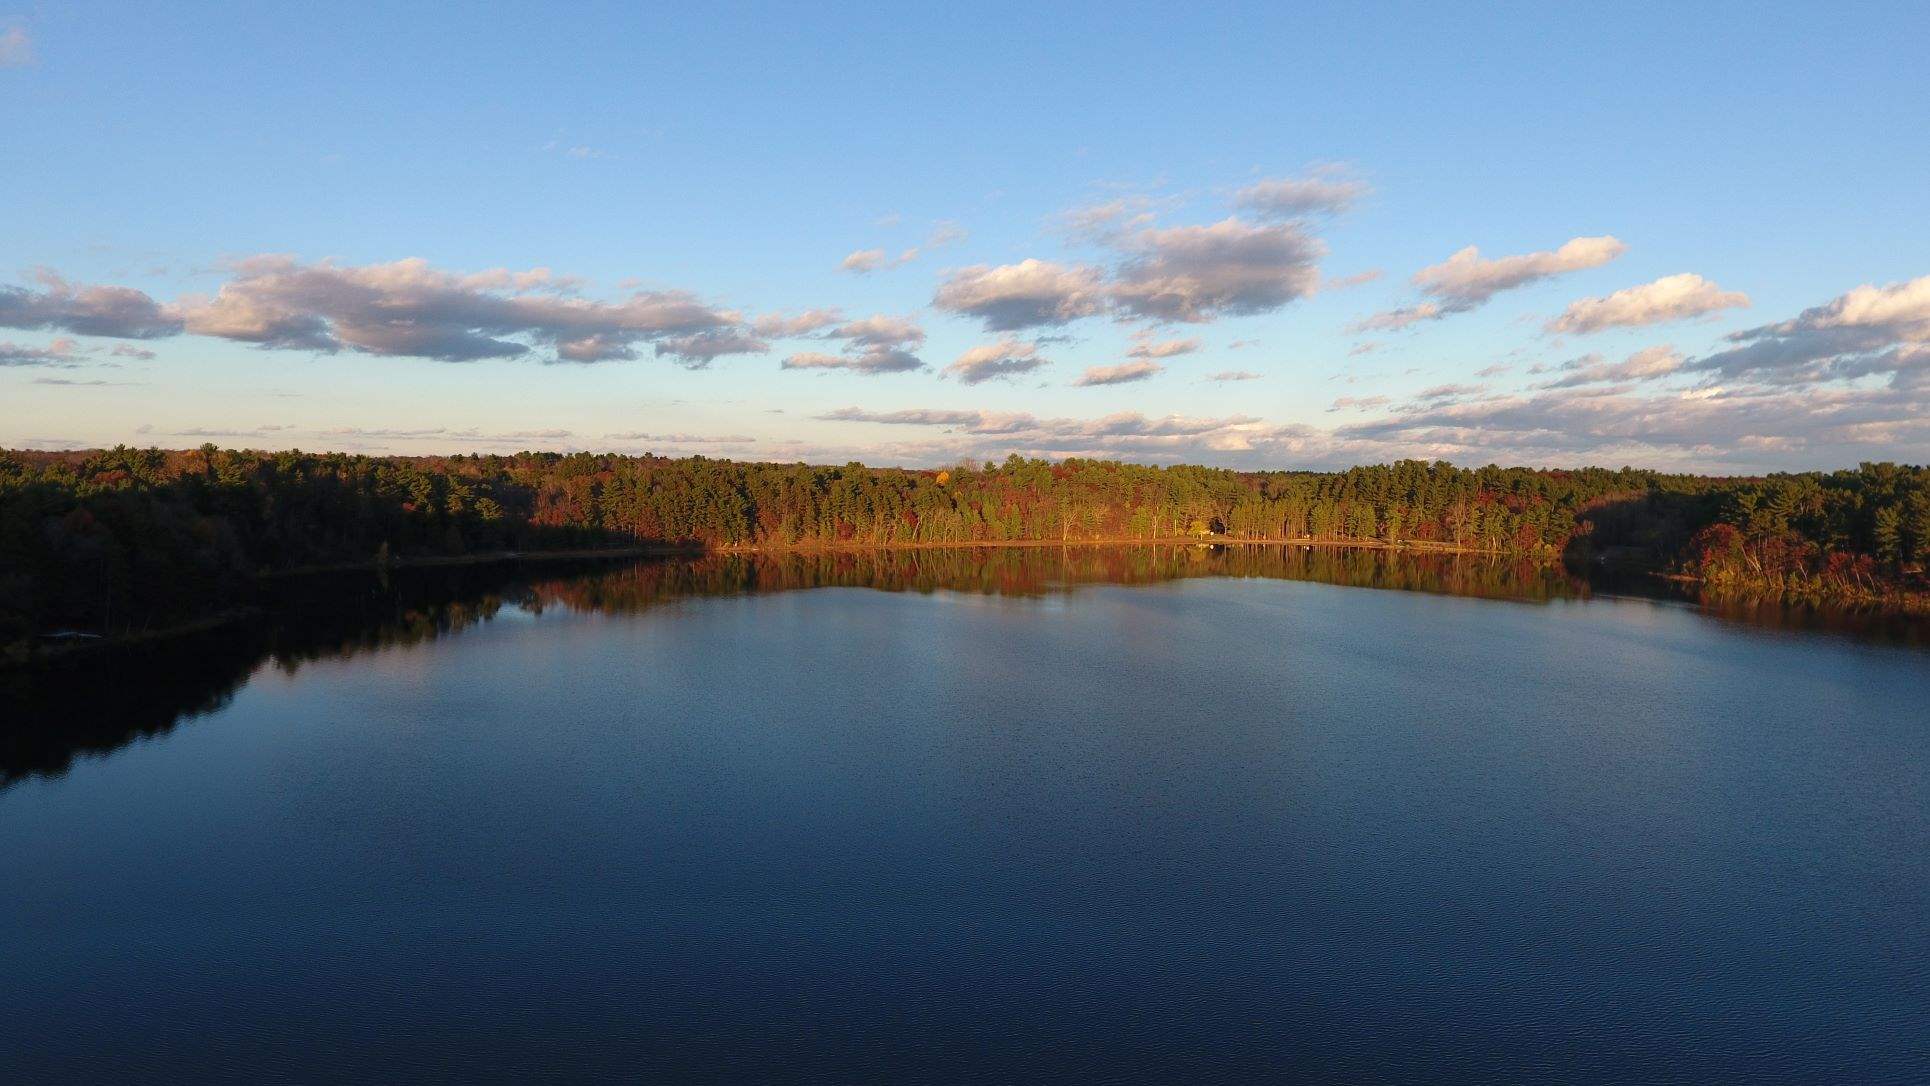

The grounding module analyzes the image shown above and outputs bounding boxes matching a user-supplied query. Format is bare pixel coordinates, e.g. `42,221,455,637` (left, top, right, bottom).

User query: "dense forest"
2,444,1927,649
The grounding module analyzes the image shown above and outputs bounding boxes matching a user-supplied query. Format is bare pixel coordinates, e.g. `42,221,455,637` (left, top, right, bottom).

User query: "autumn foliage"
2,445,1926,645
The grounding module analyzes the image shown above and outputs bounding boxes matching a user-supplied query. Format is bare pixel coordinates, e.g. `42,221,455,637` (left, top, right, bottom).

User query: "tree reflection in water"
3,544,1920,791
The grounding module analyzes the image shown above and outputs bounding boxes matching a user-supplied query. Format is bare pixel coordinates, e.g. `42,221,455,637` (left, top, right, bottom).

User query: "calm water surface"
2,548,1926,1082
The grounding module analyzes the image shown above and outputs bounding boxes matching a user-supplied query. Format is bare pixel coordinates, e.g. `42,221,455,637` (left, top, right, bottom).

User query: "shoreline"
712,536,1512,557
4,606,266,670
9,537,1926,666
7,545,695,669
261,543,704,578
1,538,1524,668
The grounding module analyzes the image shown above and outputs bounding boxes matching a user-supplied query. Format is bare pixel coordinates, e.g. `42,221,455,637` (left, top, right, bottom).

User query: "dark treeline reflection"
0,558,580,789
561,543,1585,609
4,545,1922,791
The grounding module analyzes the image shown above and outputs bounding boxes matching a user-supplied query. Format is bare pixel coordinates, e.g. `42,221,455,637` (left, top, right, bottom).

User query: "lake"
2,547,1926,1082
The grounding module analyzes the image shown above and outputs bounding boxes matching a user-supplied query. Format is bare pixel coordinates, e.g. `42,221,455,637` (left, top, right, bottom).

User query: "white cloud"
1234,171,1369,217
1348,303,1441,333
0,337,85,367
1329,395,1391,412
789,376,1929,470
830,313,924,350
818,407,988,428
782,350,923,375
163,425,297,438
780,313,927,374
943,211,1327,331
841,248,915,274
638,329,767,365
943,339,1047,385
1127,335,1201,360
1412,383,1487,403
1109,217,1324,323
1548,273,1749,334
604,431,755,444
822,406,1264,444
751,308,845,337
1353,236,1627,331
1322,269,1383,291
258,259,724,361
309,426,579,447
1534,345,1684,388
1691,274,1930,387
1333,381,1929,470
841,223,966,274
159,255,764,365
0,269,181,339
1415,236,1627,308
1056,197,1158,242
1072,361,1162,386
933,259,1108,330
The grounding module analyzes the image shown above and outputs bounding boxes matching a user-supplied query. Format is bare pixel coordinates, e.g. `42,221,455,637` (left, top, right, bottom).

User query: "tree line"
3,444,1926,646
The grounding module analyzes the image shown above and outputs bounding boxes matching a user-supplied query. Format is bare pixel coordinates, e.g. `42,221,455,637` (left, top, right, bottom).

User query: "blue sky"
3,1,1927,472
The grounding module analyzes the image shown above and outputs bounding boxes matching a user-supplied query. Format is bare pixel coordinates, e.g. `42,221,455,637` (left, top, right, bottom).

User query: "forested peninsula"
3,445,1927,652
